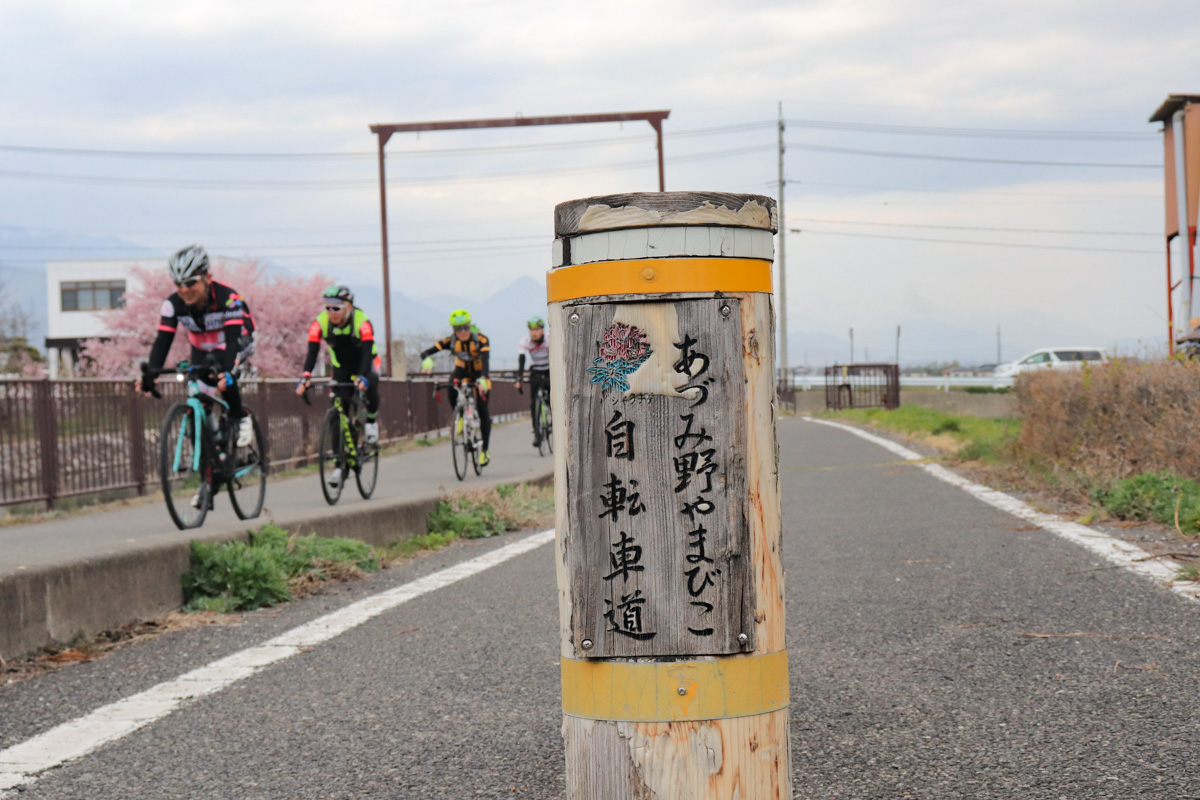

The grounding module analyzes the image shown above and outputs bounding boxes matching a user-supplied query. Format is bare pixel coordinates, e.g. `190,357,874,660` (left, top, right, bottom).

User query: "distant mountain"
380,275,547,369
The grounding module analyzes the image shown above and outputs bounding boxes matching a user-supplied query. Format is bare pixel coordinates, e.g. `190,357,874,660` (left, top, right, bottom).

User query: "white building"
45,259,152,378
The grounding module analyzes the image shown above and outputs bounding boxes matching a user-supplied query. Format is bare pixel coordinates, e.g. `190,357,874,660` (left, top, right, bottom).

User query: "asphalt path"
3,417,1199,798
0,420,551,574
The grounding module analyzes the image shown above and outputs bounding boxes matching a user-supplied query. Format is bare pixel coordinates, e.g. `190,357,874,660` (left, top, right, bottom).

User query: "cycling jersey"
302,307,380,377
149,281,247,373
421,332,490,375
518,334,549,371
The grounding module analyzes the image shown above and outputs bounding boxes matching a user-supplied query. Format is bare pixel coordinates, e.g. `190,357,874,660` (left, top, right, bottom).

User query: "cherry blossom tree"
80,259,331,378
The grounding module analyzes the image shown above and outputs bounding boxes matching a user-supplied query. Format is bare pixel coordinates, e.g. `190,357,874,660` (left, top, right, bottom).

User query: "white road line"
0,528,556,795
807,418,1200,602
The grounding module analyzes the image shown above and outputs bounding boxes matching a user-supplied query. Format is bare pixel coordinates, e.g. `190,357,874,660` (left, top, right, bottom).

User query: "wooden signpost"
548,192,791,798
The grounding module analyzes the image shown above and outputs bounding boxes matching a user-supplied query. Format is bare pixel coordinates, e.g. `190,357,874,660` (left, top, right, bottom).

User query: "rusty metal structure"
824,363,900,411
0,375,527,510
368,111,671,375
1150,95,1200,353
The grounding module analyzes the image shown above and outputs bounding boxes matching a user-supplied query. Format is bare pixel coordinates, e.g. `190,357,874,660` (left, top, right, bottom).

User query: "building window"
61,280,125,311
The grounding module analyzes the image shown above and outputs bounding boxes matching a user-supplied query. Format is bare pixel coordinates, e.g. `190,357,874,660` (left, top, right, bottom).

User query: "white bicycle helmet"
168,245,209,284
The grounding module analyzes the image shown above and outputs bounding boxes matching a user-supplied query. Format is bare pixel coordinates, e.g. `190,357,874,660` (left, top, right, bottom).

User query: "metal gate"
824,363,900,411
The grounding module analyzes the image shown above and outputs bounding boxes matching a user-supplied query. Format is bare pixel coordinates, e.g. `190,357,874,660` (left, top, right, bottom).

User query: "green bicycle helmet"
527,315,546,329
449,308,472,327
322,284,354,304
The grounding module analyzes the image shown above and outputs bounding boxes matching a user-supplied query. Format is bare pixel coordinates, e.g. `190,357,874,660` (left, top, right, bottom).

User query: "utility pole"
895,324,901,366
777,102,788,370
1173,109,1194,338
849,326,854,364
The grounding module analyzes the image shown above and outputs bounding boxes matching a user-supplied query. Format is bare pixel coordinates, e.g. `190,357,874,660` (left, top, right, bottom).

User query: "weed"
1094,471,1200,533
1177,565,1200,582
818,405,1018,463
378,531,459,562
429,484,555,540
182,523,380,612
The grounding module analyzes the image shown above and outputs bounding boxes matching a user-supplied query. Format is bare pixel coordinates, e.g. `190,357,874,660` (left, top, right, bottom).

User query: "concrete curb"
0,471,554,662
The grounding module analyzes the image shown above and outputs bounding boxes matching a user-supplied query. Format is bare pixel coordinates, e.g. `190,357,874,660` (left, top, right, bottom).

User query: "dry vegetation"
1015,358,1200,486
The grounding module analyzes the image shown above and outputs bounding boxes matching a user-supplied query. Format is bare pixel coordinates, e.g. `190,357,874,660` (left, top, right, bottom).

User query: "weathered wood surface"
563,298,754,658
563,709,791,800
552,225,774,268
555,192,778,237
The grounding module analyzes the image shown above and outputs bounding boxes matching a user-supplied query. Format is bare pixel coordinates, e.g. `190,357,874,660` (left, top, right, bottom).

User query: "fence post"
549,192,791,799
32,379,59,509
128,392,146,495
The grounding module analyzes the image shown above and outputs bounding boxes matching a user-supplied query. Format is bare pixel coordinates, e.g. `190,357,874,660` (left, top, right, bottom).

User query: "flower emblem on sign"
588,323,652,393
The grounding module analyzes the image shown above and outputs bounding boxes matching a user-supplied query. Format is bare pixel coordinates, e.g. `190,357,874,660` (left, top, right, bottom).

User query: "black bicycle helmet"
322,284,354,304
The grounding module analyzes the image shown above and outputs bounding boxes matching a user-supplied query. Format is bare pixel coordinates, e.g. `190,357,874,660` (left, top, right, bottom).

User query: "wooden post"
548,192,790,799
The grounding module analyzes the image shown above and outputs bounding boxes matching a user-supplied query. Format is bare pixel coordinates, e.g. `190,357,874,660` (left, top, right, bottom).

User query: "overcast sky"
1,0,1196,362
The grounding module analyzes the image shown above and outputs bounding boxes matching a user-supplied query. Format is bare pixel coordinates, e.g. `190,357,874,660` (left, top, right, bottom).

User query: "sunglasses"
175,277,203,289
453,324,471,332
325,304,347,313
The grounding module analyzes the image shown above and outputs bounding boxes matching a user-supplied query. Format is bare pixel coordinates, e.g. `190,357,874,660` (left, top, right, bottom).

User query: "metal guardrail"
782,373,1014,391
0,372,528,510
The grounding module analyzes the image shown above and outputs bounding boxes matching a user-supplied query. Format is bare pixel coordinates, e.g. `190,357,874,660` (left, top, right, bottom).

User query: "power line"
785,118,1154,141
789,217,1157,237
786,141,1159,169
791,179,1156,200
0,234,546,252
0,121,772,162
0,144,774,191
801,228,1159,254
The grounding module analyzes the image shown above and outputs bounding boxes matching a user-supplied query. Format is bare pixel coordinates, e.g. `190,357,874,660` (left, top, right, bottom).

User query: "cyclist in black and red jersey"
135,245,254,448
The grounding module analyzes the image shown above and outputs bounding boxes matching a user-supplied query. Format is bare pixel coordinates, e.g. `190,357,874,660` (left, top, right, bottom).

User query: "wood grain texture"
552,226,775,268
563,709,791,800
564,298,753,659
555,192,778,237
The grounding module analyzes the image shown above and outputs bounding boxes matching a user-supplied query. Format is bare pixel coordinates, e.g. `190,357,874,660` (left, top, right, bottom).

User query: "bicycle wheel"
227,412,267,520
355,418,379,499
159,401,213,530
541,395,553,455
470,411,483,476
450,406,467,481
318,407,346,505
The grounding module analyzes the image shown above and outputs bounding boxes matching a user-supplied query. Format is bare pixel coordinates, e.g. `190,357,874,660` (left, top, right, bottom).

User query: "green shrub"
931,419,962,435
182,523,381,612
1094,471,1200,533
964,386,1011,394
182,539,291,611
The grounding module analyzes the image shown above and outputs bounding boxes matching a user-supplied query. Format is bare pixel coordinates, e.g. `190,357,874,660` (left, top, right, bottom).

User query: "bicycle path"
0,420,552,576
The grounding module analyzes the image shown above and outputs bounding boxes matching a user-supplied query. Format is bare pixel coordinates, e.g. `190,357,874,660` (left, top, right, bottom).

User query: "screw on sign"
548,192,790,799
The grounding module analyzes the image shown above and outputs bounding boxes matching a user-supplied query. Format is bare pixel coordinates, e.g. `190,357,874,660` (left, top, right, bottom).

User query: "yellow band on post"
560,650,789,722
546,257,772,303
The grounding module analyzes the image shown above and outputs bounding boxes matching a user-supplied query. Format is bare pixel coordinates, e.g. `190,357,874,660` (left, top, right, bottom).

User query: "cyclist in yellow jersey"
420,309,493,465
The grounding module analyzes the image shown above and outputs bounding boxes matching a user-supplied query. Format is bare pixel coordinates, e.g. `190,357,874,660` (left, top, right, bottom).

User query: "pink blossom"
598,324,649,364
79,259,331,378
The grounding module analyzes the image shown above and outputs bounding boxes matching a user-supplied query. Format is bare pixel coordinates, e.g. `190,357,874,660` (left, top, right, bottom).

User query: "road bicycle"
140,358,267,530
301,381,379,505
436,378,485,481
532,380,552,457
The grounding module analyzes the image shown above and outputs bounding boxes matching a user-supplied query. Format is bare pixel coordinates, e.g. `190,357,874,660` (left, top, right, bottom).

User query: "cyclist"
515,315,550,448
135,244,253,450
420,309,493,466
295,285,381,487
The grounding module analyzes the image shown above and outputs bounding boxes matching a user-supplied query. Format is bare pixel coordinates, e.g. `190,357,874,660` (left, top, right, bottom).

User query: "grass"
182,523,380,613
1092,471,1200,535
427,483,555,540
180,482,556,614
817,405,1020,463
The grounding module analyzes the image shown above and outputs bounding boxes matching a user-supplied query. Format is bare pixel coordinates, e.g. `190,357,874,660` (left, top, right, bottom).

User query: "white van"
993,347,1108,378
